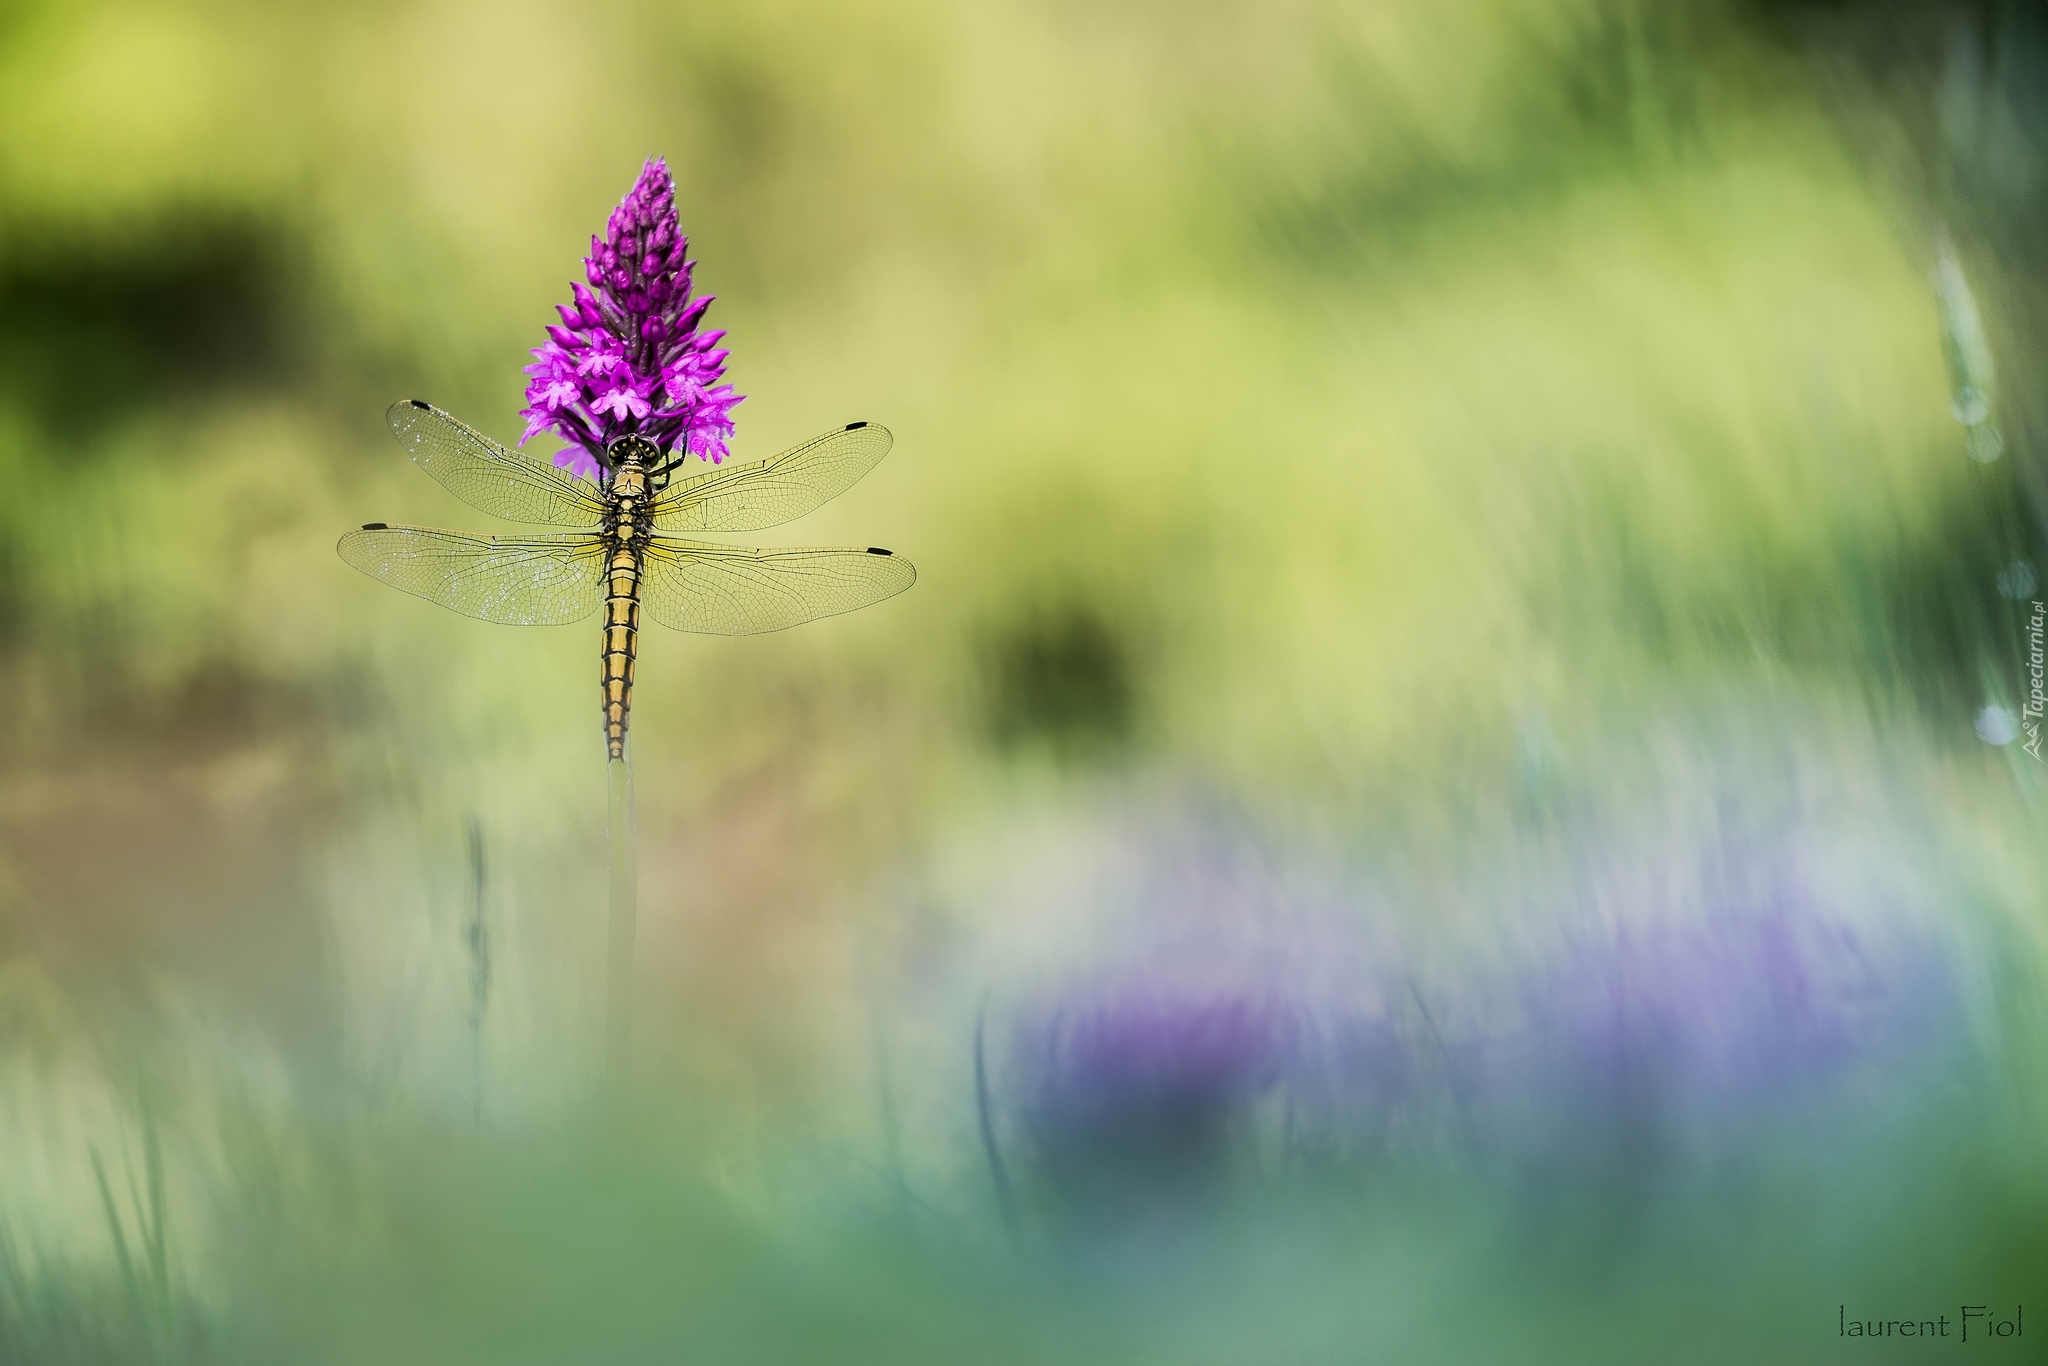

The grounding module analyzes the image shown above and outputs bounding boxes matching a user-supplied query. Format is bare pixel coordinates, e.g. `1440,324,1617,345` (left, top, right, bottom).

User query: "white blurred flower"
1997,560,2037,600
1976,704,2019,746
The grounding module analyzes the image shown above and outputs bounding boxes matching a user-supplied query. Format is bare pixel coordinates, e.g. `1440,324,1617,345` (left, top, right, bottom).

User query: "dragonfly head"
606,435,660,472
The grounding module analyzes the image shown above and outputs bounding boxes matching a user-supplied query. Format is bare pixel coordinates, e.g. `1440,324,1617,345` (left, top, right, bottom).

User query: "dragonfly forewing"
651,422,893,533
638,537,916,634
338,526,609,625
386,400,608,528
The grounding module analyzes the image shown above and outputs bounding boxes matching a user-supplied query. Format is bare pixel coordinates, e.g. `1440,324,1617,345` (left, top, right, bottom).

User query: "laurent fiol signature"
1840,1305,2021,1342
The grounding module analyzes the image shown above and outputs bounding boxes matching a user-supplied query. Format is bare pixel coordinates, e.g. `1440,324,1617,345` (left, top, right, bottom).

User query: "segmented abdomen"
601,543,642,760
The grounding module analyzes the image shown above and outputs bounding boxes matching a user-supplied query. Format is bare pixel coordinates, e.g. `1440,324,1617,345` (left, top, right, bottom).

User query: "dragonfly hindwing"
638,537,915,635
338,527,608,625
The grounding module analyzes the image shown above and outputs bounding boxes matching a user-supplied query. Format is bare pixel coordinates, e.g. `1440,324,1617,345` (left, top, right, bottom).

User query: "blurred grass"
2,0,2047,1360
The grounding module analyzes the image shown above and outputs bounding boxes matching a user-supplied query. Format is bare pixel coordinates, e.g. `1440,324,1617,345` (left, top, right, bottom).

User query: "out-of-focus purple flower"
970,799,1441,1222
519,157,743,480
1012,971,1295,1196
963,785,1966,1251
1496,834,1958,1185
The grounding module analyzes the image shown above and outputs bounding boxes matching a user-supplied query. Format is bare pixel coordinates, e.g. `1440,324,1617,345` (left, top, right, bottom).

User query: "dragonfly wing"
651,422,894,533
639,536,915,635
338,525,607,625
386,400,608,528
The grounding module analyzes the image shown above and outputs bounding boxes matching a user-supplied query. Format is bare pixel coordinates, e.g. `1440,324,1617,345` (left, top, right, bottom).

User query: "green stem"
606,751,637,1084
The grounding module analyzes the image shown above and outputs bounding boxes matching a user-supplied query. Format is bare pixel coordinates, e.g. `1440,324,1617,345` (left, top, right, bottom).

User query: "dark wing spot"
408,398,431,410
866,547,892,556
361,522,388,530
846,421,868,430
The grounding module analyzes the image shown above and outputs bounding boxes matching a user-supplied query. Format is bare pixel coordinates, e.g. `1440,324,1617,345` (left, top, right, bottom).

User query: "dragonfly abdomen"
602,542,643,760
601,446,658,761
602,446,656,761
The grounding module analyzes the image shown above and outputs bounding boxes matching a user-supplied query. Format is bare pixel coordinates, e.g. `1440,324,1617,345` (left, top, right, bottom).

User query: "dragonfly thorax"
604,436,657,529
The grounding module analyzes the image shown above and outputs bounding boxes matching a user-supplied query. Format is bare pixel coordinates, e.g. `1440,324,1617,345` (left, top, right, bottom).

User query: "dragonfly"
339,400,914,760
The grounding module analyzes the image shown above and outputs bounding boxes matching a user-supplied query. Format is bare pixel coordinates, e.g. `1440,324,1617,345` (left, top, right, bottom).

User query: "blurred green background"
4,0,2048,1361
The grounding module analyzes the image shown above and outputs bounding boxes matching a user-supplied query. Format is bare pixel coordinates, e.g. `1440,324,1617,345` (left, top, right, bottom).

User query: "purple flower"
979,807,1319,1217
1489,833,1959,1186
958,798,1440,1218
518,157,744,481
1013,971,1295,1191
961,787,1966,1245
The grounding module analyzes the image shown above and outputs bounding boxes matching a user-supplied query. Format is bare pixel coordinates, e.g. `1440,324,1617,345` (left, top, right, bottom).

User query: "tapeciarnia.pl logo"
2025,600,2046,761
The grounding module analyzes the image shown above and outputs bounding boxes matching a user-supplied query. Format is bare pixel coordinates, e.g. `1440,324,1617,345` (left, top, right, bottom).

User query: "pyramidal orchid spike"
519,156,744,477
